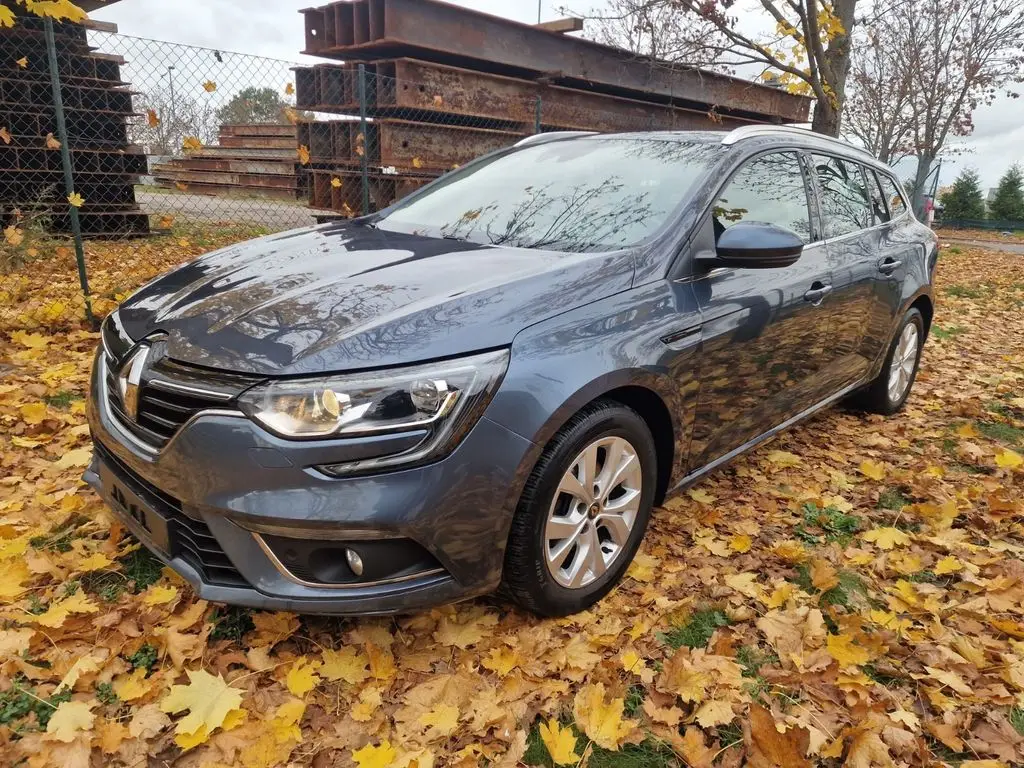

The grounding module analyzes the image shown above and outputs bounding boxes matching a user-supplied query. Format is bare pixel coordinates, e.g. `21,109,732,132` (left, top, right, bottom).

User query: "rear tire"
501,400,657,617
850,307,924,415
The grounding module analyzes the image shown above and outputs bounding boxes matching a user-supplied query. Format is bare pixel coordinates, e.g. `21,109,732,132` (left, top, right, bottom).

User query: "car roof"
534,127,895,174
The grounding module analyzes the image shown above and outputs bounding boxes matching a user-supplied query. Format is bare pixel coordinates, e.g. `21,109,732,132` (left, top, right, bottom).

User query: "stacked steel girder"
293,0,810,215
153,124,302,201
0,6,148,237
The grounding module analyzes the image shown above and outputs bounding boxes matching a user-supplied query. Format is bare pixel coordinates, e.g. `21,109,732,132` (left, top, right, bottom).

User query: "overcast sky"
90,0,1021,191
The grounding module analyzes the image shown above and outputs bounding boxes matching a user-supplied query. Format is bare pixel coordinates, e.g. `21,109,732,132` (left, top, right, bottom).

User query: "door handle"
878,257,902,275
803,284,833,305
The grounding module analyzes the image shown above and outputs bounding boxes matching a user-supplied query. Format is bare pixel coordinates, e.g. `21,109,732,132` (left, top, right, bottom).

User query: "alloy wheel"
543,435,643,589
887,323,919,403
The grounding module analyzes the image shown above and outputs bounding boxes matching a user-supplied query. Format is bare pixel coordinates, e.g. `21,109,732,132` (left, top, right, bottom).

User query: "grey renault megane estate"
85,126,938,617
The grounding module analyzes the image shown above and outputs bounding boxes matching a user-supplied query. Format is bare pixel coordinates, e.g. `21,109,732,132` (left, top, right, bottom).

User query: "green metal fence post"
357,64,370,216
44,18,95,327
534,95,542,134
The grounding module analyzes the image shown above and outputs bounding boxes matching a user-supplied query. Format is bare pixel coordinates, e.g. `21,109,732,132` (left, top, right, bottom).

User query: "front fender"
486,281,702,496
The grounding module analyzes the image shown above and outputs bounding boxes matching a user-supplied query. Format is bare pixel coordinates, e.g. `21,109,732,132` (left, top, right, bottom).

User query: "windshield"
375,137,721,252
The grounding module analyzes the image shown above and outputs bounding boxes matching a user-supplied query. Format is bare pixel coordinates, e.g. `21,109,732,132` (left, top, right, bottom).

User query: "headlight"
238,349,509,473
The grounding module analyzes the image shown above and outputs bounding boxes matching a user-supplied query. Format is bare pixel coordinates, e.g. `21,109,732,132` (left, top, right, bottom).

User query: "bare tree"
133,88,218,155
564,0,725,67
843,23,915,163
567,0,858,137
905,0,1024,215
844,0,1024,214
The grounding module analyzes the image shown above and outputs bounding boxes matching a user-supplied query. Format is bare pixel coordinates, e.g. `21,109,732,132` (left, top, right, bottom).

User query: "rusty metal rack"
294,0,811,217
152,124,302,201
0,8,148,237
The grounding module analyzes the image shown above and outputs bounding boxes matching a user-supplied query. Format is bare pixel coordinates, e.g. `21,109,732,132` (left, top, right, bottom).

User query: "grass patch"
81,569,127,603
820,571,868,608
127,642,159,674
931,324,966,340
28,513,90,554
42,390,83,409
1011,706,1024,737
624,684,645,718
877,487,911,511
661,608,731,650
977,420,1024,448
119,548,164,593
524,723,680,768
945,284,986,299
210,605,255,643
863,663,903,688
795,503,861,544
0,682,72,731
95,682,118,706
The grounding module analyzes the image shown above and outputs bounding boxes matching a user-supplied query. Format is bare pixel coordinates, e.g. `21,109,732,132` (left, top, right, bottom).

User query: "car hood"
117,223,635,376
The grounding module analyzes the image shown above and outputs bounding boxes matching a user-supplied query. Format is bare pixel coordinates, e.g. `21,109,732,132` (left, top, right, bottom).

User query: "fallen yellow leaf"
160,669,244,740
539,719,579,766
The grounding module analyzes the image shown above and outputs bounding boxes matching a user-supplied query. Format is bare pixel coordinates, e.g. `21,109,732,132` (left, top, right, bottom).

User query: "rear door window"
811,154,873,238
878,175,908,218
712,151,812,243
865,169,891,225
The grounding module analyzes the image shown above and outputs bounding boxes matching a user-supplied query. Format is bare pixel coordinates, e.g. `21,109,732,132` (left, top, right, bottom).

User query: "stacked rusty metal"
152,124,302,201
0,7,148,236
294,0,811,215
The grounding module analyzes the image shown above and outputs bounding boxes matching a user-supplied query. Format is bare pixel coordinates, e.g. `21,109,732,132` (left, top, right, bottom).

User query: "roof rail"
721,125,877,161
515,131,598,148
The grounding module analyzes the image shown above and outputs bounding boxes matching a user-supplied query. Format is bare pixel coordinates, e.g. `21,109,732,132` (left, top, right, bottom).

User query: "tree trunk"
812,99,841,136
911,153,935,220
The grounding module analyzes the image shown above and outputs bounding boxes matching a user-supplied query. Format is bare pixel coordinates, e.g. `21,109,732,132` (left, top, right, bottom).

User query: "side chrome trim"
252,533,446,590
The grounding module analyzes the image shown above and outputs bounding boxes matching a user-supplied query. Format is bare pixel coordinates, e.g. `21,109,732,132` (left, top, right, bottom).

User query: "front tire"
851,307,924,415
501,400,657,617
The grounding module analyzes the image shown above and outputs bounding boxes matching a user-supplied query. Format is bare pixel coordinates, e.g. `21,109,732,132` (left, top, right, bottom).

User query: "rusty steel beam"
297,118,521,170
151,167,299,189
294,59,753,132
219,134,297,150
307,167,432,214
219,124,297,138
300,0,809,122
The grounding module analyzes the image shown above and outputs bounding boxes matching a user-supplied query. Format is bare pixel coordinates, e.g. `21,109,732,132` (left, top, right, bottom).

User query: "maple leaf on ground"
862,527,911,550
766,450,802,468
352,740,398,768
572,682,636,750
34,591,98,628
285,656,321,696
419,703,460,738
744,703,810,768
320,646,369,684
995,449,1022,470
827,633,873,668
160,668,244,740
142,584,178,606
694,699,735,728
45,701,94,743
680,726,717,768
859,459,886,481
539,719,579,766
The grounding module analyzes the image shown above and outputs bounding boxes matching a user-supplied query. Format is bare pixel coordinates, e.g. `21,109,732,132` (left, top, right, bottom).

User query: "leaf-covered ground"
1,240,1023,768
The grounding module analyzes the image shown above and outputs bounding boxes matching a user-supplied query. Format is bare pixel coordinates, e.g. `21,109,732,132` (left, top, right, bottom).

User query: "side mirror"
705,221,804,269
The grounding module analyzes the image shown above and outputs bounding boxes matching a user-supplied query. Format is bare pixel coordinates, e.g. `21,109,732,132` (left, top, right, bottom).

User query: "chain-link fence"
1,16,747,333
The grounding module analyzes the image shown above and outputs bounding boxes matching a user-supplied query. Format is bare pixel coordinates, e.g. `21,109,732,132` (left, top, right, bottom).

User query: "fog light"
345,548,364,577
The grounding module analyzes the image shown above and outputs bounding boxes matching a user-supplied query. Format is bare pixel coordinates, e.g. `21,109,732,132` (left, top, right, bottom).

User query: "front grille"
103,348,259,450
95,440,248,588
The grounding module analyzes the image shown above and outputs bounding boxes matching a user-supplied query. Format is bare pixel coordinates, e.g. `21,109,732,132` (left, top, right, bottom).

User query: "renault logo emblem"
117,345,150,422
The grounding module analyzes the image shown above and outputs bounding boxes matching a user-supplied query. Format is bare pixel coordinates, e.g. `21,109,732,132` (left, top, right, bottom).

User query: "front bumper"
85,353,535,615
